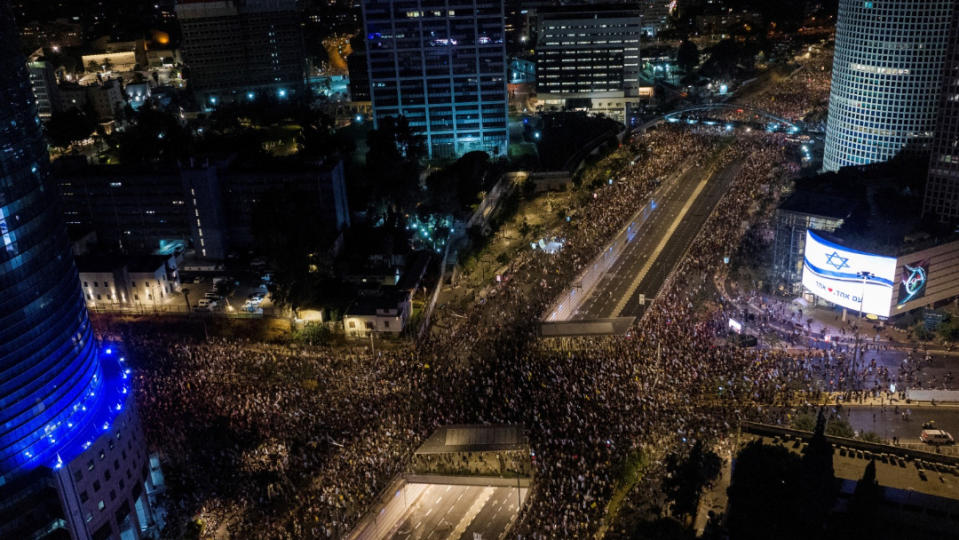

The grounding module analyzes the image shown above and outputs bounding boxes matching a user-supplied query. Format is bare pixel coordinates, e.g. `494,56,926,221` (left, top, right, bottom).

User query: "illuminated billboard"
801,230,897,317
897,260,929,306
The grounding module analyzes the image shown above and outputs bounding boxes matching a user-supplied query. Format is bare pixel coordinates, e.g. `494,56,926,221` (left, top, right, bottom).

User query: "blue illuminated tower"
0,6,160,539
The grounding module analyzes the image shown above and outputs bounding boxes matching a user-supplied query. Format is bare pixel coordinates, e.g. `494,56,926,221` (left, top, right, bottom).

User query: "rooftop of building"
75,253,170,273
538,4,642,17
75,254,126,273
345,288,410,316
743,423,959,504
52,153,341,176
414,424,529,455
781,156,959,256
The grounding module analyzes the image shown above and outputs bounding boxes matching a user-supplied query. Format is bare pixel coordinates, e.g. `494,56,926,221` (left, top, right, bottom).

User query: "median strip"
613,171,712,317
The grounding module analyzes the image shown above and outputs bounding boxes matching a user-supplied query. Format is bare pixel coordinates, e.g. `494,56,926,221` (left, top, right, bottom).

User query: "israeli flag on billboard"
801,230,897,317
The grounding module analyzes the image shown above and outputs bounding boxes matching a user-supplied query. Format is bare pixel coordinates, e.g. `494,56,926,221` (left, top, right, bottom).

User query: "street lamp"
856,270,873,366
856,271,873,319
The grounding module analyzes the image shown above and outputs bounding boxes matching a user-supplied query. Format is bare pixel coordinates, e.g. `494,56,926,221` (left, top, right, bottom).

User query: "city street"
846,406,959,446
574,156,743,319
386,483,526,540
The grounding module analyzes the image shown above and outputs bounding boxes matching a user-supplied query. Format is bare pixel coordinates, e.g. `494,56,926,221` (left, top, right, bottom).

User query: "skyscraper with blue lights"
0,6,160,539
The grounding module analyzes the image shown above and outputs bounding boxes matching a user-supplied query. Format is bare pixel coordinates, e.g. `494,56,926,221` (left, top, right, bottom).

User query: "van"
920,429,955,445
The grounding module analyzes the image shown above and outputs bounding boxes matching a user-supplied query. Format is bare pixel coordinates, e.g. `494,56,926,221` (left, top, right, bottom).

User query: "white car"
920,429,955,445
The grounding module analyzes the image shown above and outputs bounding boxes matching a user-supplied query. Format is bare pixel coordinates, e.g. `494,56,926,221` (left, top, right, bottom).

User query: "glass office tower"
923,6,959,221
823,0,954,172
0,6,159,539
360,0,509,159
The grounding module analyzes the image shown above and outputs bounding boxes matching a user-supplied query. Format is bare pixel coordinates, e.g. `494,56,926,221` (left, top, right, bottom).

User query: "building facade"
56,156,350,260
0,6,160,538
534,4,643,123
536,5,642,98
772,202,848,295
78,254,181,311
175,0,307,107
923,6,959,222
638,0,671,38
360,0,510,159
823,0,955,172
27,59,61,118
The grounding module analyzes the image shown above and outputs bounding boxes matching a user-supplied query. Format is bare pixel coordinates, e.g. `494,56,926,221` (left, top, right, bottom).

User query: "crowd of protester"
89,58,869,538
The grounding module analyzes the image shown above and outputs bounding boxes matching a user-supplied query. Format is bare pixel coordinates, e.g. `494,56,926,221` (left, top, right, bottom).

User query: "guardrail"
544,163,692,322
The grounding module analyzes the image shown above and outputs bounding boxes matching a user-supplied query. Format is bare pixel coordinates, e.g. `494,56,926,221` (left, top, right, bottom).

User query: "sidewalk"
715,274,959,353
819,392,959,409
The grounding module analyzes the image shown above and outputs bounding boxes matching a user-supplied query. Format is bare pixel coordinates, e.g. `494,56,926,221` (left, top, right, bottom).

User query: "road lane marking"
448,486,494,539
612,172,712,317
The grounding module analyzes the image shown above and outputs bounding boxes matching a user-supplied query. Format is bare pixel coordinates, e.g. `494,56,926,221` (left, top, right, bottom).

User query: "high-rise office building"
638,0,671,38
535,4,643,122
347,33,371,102
923,7,959,221
823,0,955,172
536,5,642,97
0,7,160,539
360,0,509,159
176,0,306,108
26,58,62,118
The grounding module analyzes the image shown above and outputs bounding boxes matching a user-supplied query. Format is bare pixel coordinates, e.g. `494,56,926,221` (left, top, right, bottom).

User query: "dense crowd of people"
742,46,834,126
90,51,878,538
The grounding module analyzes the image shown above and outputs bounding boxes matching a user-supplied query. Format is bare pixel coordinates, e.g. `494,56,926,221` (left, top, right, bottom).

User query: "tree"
677,39,699,73
364,116,425,214
252,187,337,313
726,440,804,540
45,109,97,148
108,108,189,164
452,151,490,208
663,440,722,522
296,110,354,161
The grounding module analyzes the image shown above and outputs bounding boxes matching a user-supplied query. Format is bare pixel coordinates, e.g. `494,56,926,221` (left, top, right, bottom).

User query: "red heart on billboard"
828,288,833,292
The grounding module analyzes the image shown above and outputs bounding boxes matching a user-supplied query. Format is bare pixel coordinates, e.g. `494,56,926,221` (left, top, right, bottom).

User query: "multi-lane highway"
387,483,527,540
573,157,744,320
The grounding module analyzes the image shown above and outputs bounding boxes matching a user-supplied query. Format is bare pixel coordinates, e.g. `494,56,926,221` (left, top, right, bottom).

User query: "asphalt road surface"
388,483,527,540
846,406,959,446
573,158,744,320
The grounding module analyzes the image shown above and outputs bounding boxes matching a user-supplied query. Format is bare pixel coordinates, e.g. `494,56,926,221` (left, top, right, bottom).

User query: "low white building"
77,254,180,310
344,291,411,338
